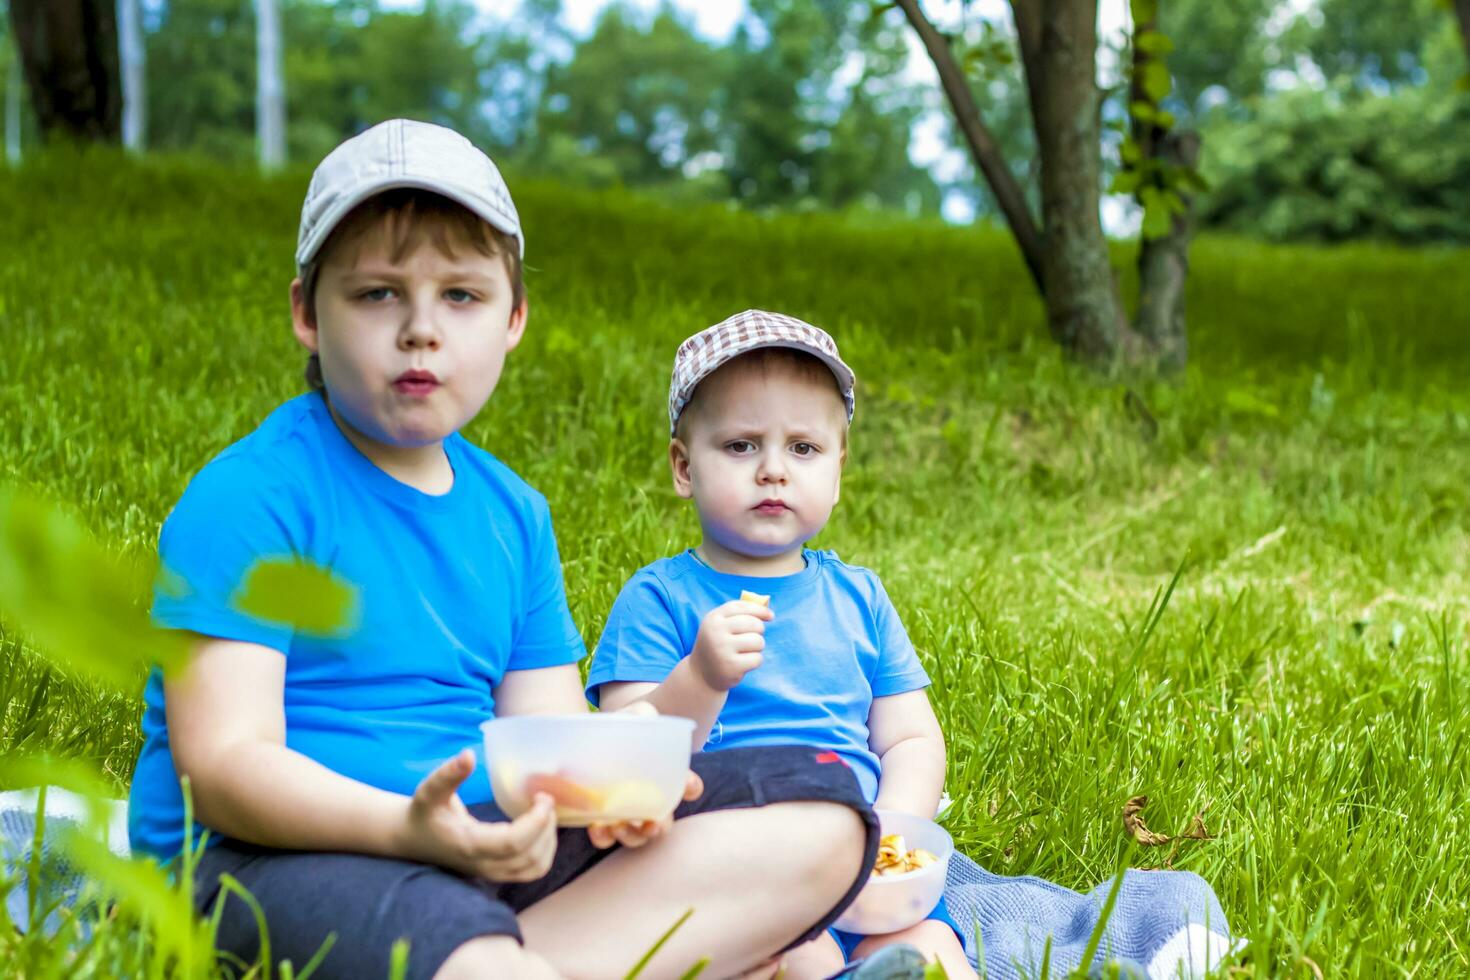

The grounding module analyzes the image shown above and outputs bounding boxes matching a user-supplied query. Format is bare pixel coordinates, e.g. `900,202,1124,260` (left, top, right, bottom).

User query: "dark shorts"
193,745,878,979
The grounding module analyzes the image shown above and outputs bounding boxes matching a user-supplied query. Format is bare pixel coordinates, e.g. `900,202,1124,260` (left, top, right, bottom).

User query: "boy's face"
671,359,846,560
290,226,525,451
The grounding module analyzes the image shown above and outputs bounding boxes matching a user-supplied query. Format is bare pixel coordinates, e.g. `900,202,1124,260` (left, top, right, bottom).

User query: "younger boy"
589,312,976,978
127,123,878,980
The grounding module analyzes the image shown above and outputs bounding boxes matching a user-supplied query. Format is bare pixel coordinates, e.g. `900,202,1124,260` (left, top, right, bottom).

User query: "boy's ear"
669,438,694,499
505,297,529,352
290,278,319,353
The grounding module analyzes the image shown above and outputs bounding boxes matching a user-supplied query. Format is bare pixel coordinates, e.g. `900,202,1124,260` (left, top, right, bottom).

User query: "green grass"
1,146,1468,976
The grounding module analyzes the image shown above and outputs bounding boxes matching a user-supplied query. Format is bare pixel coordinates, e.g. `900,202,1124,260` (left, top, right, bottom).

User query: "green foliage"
145,0,495,165
1303,0,1446,86
1159,0,1277,113
1,151,1469,975
0,487,190,691
231,559,359,637
1198,81,1470,243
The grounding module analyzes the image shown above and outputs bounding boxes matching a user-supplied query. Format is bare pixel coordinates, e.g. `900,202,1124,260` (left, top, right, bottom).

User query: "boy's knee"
435,935,559,980
770,800,868,893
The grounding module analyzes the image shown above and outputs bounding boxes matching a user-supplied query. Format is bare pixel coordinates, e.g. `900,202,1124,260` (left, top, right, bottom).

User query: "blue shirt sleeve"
151,456,300,653
505,496,586,672
867,574,930,698
585,571,686,706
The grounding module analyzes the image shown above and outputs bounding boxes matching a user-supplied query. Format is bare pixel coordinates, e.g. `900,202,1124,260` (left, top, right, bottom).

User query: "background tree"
530,6,727,191
7,0,120,143
1193,0,1470,244
894,0,1198,368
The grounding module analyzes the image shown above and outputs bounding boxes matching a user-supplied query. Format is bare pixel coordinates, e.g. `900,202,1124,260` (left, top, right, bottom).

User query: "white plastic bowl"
481,713,694,826
833,808,954,935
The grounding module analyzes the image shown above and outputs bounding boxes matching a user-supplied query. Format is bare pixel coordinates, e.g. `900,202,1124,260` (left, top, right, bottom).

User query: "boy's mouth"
394,369,440,397
753,499,790,516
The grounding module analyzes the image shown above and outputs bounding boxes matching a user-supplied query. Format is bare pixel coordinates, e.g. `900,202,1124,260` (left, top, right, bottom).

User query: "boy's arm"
596,597,772,749
167,634,559,879
867,688,947,817
596,661,728,749
494,663,591,715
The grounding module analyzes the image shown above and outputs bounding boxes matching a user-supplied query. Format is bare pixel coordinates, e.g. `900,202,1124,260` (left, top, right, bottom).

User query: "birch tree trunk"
256,0,284,169
116,0,143,151
5,47,21,163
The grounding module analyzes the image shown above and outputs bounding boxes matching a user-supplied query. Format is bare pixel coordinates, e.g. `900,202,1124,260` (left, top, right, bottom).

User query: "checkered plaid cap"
296,119,522,270
668,310,856,436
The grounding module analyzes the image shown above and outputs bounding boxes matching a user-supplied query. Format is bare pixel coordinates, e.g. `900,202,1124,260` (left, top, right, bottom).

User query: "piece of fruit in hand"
739,589,770,608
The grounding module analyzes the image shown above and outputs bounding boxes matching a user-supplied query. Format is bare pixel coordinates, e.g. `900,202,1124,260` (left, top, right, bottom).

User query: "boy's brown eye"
792,443,817,456
359,287,393,302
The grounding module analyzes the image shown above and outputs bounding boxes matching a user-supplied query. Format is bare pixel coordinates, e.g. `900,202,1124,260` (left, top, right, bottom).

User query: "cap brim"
296,176,523,270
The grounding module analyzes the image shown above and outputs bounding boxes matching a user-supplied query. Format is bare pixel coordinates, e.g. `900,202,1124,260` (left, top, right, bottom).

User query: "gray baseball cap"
295,118,523,270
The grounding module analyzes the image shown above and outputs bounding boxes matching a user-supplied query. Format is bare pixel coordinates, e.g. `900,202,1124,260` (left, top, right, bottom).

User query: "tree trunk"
1455,0,1470,61
6,48,22,163
1135,130,1199,371
892,0,1045,295
7,0,121,143
256,0,285,169
1128,5,1193,371
118,0,145,151
1013,0,1141,363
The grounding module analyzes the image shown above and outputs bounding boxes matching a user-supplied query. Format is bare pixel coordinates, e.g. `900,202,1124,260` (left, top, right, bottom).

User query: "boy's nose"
757,452,788,484
399,307,442,350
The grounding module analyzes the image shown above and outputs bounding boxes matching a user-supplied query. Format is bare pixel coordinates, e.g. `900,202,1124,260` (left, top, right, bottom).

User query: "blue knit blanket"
2,789,1237,978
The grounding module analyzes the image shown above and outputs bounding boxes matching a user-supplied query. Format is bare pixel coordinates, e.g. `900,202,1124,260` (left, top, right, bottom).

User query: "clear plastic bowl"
481,713,695,826
833,808,954,935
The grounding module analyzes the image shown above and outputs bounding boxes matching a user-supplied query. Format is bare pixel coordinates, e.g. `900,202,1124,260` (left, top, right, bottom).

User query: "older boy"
589,312,976,978
127,122,877,980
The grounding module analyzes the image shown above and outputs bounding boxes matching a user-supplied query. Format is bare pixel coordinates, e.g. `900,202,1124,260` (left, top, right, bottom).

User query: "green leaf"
1128,100,1156,124
1225,389,1281,419
1140,187,1172,239
1130,0,1159,24
232,558,359,637
1155,109,1176,129
1180,167,1211,193
0,487,191,689
1134,30,1174,56
1120,138,1142,166
1163,189,1186,214
1110,169,1142,195
1141,61,1172,103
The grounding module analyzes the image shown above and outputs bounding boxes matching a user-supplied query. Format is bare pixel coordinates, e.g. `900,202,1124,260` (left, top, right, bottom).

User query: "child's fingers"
682,770,704,801
726,614,768,635
736,601,775,621
477,793,556,859
732,632,765,654
413,748,475,809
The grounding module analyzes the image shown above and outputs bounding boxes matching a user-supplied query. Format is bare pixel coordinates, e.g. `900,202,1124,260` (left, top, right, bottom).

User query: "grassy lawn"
1,148,1468,976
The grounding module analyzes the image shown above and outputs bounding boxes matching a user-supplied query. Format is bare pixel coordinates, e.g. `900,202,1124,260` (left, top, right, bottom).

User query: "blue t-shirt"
128,393,585,861
585,550,928,802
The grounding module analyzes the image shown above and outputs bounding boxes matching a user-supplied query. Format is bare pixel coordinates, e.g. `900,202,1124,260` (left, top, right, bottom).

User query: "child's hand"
400,748,558,882
691,599,774,691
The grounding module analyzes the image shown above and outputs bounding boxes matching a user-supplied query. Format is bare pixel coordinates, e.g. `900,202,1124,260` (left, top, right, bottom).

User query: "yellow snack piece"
870,833,939,877
739,590,770,608
597,778,668,818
